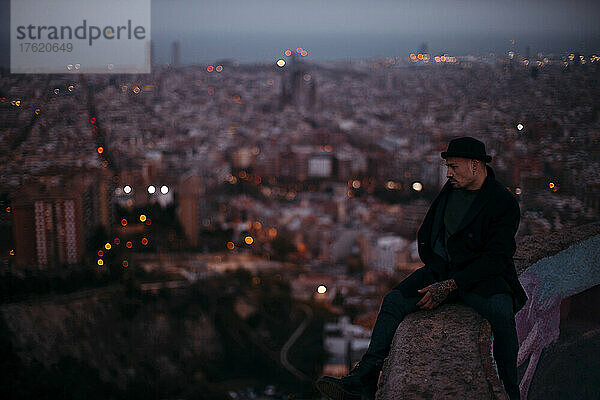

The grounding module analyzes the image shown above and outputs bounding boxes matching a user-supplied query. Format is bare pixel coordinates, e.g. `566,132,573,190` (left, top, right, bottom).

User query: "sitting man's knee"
383,289,404,303
380,289,410,314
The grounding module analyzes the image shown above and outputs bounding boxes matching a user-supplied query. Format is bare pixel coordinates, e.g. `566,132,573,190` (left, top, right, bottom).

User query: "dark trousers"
362,289,520,400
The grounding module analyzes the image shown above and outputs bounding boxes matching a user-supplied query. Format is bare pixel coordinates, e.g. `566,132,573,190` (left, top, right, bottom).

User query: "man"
316,137,527,400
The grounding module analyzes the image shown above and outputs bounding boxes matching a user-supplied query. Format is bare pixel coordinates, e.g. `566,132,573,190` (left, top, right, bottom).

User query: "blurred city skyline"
2,2,600,398
1,0,600,67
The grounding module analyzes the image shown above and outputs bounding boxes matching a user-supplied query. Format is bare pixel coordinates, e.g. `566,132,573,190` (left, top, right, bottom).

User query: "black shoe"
315,376,363,400
316,361,381,400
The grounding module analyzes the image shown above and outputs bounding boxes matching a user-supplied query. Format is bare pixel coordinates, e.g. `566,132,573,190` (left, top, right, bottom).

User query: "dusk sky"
151,0,598,35
2,0,600,66
149,0,600,63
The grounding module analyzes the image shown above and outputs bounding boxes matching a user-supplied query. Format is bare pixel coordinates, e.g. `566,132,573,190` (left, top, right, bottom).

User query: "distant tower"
279,78,289,110
171,41,181,67
308,76,317,109
292,68,303,105
150,39,156,67
508,39,516,71
279,51,315,110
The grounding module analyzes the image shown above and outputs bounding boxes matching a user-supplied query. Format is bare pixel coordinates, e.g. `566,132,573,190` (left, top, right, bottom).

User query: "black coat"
395,165,528,314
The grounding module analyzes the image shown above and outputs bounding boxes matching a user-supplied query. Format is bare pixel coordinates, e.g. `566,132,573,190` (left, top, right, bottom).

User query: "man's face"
445,157,476,189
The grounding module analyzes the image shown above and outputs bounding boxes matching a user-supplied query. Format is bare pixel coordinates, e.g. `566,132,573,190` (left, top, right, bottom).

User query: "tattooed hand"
416,279,458,310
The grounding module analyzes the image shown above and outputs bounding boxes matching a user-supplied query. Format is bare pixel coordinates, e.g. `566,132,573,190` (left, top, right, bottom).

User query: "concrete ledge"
376,303,506,400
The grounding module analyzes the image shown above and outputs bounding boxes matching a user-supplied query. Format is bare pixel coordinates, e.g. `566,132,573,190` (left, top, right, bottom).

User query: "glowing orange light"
145,218,152,225
97,259,104,266
253,221,262,230
97,146,104,154
98,250,103,257
245,236,254,245
297,243,307,252
215,65,223,72
301,50,308,57
90,117,96,124
285,49,292,56
227,241,235,250
549,182,555,189
296,47,303,53
104,243,111,250
5,207,11,213
141,237,148,245
114,237,120,245
9,250,15,256
126,241,133,248
139,214,147,222
122,260,128,267
207,65,214,72
268,228,277,238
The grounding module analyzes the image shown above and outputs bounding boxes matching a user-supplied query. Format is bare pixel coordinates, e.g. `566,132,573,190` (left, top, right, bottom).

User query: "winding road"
280,303,313,381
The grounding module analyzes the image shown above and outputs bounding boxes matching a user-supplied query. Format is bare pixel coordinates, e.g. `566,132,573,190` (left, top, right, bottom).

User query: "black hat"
441,137,492,163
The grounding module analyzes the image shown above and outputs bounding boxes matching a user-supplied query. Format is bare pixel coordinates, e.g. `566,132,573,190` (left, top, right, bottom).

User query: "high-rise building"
10,168,111,268
171,41,181,67
279,53,316,109
177,173,205,249
373,236,408,274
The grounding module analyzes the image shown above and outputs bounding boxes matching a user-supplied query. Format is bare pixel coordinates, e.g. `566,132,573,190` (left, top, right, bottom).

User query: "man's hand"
416,279,458,310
